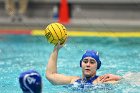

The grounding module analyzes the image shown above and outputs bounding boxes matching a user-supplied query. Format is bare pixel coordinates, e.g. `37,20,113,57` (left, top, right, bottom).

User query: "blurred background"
0,0,140,31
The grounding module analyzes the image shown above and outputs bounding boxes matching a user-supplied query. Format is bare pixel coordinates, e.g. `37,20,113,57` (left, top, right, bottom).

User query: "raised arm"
46,43,78,85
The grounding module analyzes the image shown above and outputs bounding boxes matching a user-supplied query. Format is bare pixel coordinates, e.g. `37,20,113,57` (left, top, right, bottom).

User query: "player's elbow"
45,72,57,85
45,71,52,80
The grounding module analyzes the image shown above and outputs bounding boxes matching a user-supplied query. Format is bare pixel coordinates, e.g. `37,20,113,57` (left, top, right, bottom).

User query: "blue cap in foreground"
19,70,42,93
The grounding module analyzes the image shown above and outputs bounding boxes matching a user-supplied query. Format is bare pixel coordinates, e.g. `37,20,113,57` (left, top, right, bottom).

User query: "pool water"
0,35,140,93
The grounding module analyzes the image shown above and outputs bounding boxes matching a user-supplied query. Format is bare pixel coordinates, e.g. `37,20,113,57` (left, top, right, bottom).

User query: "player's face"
81,57,97,77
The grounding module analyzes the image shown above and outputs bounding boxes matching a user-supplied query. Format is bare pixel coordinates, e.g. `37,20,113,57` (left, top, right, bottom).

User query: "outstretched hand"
99,74,121,82
54,41,64,51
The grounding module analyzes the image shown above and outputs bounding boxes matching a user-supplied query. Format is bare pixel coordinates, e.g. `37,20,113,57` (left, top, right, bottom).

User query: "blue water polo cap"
80,50,101,69
19,70,42,93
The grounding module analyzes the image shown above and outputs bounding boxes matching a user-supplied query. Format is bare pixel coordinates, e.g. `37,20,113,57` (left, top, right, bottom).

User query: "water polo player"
19,70,42,93
46,42,121,85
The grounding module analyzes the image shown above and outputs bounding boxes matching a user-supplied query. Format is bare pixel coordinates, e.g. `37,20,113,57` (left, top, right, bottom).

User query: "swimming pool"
0,35,140,93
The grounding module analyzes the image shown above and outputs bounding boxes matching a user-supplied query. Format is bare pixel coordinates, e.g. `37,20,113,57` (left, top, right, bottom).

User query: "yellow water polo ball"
44,23,67,45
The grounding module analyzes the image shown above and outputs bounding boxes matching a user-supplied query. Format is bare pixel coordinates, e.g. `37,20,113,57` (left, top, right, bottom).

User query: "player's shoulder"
70,76,80,84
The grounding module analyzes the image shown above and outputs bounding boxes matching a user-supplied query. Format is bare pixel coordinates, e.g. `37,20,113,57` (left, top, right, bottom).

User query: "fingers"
57,41,61,46
99,74,112,82
55,41,64,50
54,41,59,48
99,74,121,83
98,76,106,82
103,78,113,82
99,75,105,81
